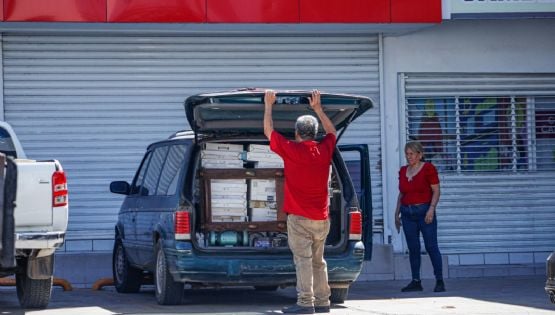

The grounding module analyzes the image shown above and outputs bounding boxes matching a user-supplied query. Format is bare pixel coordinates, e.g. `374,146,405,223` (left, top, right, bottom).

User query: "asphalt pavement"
0,275,553,314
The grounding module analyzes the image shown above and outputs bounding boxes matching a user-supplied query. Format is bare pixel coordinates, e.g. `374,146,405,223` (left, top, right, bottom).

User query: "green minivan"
110,89,373,305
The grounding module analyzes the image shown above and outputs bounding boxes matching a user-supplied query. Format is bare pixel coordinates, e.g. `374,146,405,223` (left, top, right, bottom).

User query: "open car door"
0,154,16,270
339,144,372,261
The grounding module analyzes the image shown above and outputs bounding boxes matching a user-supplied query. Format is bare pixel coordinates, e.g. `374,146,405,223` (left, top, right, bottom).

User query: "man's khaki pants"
287,214,331,308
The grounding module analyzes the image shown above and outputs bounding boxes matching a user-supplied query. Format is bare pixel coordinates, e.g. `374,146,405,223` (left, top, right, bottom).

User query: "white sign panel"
449,0,555,15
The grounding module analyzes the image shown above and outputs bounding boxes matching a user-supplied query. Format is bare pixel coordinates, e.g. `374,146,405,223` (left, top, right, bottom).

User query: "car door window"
0,127,17,158
156,144,188,196
142,146,169,196
130,152,152,195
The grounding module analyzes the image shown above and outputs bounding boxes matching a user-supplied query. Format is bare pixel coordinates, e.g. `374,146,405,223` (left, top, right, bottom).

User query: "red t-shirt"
399,162,440,206
270,131,336,220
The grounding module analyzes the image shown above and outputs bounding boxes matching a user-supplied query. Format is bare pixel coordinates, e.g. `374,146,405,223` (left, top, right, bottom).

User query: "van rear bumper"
166,241,364,286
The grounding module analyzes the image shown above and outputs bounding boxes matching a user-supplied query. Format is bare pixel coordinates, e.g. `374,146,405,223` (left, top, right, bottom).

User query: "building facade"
0,0,553,285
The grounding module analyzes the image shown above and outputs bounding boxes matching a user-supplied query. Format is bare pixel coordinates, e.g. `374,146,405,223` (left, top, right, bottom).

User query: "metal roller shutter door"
402,73,555,254
2,34,382,246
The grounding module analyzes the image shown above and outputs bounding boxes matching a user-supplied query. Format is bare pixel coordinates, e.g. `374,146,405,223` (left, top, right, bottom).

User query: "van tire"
113,239,142,293
330,287,349,303
155,240,183,305
254,285,278,291
16,268,52,309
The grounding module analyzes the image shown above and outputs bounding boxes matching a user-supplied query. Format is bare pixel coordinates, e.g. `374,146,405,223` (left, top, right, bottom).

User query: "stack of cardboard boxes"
201,143,247,222
246,144,283,222
201,143,284,223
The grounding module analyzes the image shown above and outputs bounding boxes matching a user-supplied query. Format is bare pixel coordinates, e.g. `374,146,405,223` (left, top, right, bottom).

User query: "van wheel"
113,239,142,293
155,240,183,305
550,292,555,304
15,268,52,309
330,287,349,304
254,285,278,291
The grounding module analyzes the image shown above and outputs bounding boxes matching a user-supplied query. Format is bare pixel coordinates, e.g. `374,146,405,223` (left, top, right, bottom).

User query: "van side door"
339,144,373,260
122,151,153,264
136,143,189,267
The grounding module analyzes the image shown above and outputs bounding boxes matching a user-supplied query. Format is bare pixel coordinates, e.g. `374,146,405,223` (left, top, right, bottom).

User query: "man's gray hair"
295,115,318,140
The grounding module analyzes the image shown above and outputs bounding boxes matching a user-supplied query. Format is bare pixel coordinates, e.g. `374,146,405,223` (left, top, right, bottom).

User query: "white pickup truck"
0,121,68,309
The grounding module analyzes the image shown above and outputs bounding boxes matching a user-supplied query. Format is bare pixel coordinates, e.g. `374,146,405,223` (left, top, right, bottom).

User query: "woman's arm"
425,183,440,224
395,192,403,232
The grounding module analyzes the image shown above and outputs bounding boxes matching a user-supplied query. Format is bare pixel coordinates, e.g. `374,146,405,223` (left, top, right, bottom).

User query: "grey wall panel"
403,73,555,254
3,34,382,243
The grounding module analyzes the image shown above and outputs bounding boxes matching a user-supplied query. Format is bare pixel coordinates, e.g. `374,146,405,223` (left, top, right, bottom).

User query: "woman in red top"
395,141,445,293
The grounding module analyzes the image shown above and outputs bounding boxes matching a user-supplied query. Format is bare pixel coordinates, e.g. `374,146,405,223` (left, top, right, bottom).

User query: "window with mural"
406,96,555,173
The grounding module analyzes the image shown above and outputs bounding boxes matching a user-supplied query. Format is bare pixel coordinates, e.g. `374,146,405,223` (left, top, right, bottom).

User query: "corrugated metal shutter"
2,34,381,245
402,73,555,254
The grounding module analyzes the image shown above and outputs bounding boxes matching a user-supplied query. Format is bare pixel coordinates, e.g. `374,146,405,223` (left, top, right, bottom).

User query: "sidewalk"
350,275,554,315
0,275,553,314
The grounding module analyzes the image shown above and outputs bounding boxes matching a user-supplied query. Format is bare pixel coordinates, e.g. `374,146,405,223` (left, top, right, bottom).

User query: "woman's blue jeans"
400,203,443,280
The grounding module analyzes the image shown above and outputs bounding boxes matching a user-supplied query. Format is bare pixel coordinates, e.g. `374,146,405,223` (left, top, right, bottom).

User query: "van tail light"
52,170,68,207
175,210,191,240
349,209,362,241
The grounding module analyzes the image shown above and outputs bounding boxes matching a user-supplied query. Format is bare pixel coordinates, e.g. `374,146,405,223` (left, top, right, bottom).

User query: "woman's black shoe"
401,280,423,292
434,280,446,292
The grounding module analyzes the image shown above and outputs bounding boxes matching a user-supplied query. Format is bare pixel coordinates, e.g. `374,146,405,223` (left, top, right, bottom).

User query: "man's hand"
265,90,276,108
309,89,336,136
395,214,402,233
308,89,322,112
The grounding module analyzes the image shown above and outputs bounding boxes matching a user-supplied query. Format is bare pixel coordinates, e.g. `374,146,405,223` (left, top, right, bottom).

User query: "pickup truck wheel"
16,271,52,309
330,287,349,304
155,241,183,305
113,239,141,293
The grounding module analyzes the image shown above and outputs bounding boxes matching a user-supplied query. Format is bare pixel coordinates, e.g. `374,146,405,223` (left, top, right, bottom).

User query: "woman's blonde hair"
405,141,425,161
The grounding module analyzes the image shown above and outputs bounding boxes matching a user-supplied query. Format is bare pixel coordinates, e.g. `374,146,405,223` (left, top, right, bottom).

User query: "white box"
212,215,247,222
211,199,247,208
251,208,277,221
256,162,284,168
211,181,247,193
202,159,244,168
249,200,277,209
250,179,276,199
212,207,247,216
246,152,282,161
248,144,272,153
201,150,242,160
204,142,244,152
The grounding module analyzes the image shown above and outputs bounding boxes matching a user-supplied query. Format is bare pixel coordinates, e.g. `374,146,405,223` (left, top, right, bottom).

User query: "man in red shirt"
264,90,336,314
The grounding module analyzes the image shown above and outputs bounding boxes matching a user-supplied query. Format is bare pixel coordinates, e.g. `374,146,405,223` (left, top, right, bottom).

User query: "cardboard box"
201,150,242,160
212,215,247,222
212,207,248,216
211,180,247,193
211,198,247,208
202,159,244,168
250,179,276,200
248,144,272,153
255,162,284,168
204,142,244,152
245,152,282,161
251,208,277,221
249,200,277,209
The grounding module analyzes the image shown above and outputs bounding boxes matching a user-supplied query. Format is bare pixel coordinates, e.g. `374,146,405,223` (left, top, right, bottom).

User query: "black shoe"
401,280,423,292
282,304,315,314
434,280,446,292
315,305,330,313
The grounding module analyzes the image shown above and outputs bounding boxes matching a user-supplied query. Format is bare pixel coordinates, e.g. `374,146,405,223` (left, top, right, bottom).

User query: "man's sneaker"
314,305,330,313
401,280,423,292
282,304,315,314
434,280,446,292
